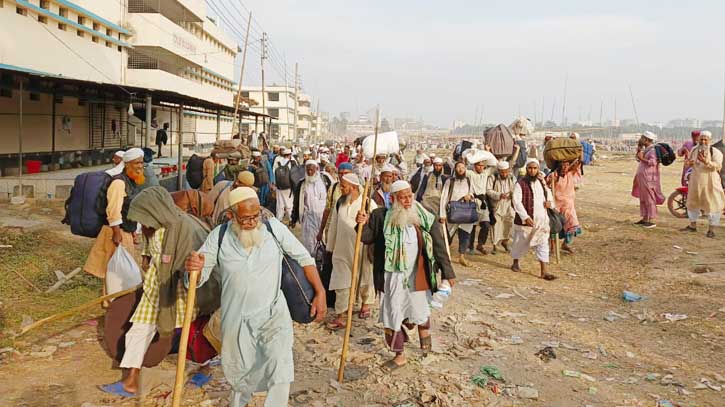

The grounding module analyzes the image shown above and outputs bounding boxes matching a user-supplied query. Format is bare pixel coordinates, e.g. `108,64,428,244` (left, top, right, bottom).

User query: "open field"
0,154,723,406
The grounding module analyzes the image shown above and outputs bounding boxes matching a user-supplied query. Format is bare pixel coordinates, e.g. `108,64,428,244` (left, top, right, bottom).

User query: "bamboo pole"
18,285,140,336
550,174,560,265
171,270,200,407
231,12,252,140
337,108,380,383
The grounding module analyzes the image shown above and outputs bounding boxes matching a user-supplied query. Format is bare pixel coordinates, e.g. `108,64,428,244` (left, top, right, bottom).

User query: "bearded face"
231,220,264,250
125,159,145,185
388,200,421,228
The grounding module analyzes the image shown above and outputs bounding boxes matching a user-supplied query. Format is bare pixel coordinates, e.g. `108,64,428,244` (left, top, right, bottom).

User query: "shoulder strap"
263,220,288,256
216,221,229,264
446,178,454,204
538,178,549,201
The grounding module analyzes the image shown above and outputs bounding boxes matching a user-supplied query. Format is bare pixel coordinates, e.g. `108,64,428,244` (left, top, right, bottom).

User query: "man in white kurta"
682,130,725,238
465,150,497,254
185,187,326,407
326,173,377,329
439,161,475,266
510,158,556,280
487,161,516,251
273,148,296,221
291,160,328,254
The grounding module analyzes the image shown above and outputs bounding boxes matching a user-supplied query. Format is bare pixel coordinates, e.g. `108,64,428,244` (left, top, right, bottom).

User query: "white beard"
231,222,265,250
305,173,320,185
389,201,421,228
423,165,433,174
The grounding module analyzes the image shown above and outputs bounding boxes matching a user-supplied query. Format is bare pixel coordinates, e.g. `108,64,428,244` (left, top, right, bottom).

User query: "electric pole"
260,32,268,134
294,63,299,142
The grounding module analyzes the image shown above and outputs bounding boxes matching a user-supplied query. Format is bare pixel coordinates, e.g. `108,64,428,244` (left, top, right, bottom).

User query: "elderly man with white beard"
373,164,396,209
185,187,326,407
356,180,455,370
291,160,331,254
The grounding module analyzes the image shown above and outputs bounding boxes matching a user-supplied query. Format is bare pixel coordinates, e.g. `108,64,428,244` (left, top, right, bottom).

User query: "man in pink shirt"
677,130,700,186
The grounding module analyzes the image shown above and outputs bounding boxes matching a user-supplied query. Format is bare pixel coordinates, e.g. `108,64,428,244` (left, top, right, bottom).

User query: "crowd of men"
81,124,600,405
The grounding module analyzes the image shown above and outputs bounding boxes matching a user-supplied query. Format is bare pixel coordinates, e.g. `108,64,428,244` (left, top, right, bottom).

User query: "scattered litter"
692,266,713,274
535,347,557,362
672,245,682,250
83,319,99,327
662,313,688,322
685,251,698,255
602,363,619,369
622,291,645,302
588,387,598,395
0,245,12,248
20,315,34,329
471,365,504,388
541,341,559,348
626,351,635,358
567,273,578,277
495,293,515,299
512,288,528,300
645,373,660,382
604,310,627,322
582,351,598,360
30,345,57,358
700,378,722,392
563,370,581,378
508,336,524,345
598,345,608,357
460,279,483,286
657,400,678,407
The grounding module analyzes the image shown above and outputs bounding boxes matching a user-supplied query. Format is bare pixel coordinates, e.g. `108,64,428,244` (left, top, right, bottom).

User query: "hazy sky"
214,0,725,127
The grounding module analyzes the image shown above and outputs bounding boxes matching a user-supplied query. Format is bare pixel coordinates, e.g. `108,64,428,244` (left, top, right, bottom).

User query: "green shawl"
127,187,220,336
383,201,436,274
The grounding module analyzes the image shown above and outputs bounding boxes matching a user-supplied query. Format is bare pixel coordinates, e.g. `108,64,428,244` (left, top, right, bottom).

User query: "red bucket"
25,160,42,174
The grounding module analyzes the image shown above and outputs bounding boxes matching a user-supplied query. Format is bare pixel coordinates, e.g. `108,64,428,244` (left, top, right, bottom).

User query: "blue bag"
62,171,112,238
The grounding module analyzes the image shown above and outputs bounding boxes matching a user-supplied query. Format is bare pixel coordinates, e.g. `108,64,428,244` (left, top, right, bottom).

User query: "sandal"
98,382,136,398
358,308,371,320
326,318,346,331
541,273,558,281
511,264,521,273
681,225,697,232
382,359,406,372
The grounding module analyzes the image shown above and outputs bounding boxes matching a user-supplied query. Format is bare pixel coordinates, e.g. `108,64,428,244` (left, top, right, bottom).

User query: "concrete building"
0,0,268,198
242,85,325,144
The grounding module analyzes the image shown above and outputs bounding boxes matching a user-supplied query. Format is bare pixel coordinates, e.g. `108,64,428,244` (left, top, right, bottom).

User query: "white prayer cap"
498,161,510,170
416,154,429,164
380,164,395,173
228,187,259,206
375,152,387,157
281,148,291,155
341,173,361,186
303,149,312,155
305,159,319,167
122,148,144,162
114,150,125,158
700,130,713,139
252,151,262,157
432,157,444,164
642,131,658,142
569,132,580,140
486,157,498,167
525,158,540,167
391,180,411,193
429,153,437,158
319,153,330,162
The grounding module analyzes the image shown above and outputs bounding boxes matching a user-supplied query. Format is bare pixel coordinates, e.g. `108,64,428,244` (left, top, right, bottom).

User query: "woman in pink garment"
677,130,700,186
632,132,665,228
548,160,582,254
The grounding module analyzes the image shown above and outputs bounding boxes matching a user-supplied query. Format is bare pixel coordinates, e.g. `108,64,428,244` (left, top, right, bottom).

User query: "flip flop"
99,381,136,398
189,372,211,388
382,359,406,372
358,308,371,320
326,319,346,331
541,273,558,281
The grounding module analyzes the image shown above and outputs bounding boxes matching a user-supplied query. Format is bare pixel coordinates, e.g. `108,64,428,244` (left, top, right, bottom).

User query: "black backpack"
186,155,206,189
654,143,676,166
275,161,293,190
62,171,114,238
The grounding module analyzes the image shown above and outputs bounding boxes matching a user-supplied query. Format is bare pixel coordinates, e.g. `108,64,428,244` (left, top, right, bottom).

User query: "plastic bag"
362,131,400,158
106,246,142,296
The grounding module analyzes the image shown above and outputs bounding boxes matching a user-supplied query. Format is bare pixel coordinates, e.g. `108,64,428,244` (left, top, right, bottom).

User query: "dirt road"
0,155,723,406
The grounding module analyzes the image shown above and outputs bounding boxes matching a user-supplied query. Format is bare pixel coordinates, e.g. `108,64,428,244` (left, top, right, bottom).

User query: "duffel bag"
543,138,583,169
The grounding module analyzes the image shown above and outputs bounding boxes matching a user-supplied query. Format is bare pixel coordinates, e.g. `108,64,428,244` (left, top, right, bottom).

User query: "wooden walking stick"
550,174,561,264
337,108,380,383
171,269,200,407
18,285,141,336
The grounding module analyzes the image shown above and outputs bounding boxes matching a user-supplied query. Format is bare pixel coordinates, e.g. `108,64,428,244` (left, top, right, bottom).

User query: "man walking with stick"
185,187,326,406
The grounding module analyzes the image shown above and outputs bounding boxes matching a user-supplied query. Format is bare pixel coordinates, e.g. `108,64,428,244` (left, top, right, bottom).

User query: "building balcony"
127,13,204,66
129,0,204,22
127,68,233,107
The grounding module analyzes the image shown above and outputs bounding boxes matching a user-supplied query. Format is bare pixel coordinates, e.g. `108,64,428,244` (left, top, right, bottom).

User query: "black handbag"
217,221,316,324
547,208,566,235
445,178,479,224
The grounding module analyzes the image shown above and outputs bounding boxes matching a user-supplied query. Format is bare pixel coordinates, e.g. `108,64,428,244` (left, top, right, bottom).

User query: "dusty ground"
0,155,724,407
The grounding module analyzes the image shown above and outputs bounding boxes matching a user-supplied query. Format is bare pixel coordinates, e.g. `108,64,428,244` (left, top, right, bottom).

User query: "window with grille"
268,92,280,102
59,8,67,17
268,108,279,118
128,50,158,69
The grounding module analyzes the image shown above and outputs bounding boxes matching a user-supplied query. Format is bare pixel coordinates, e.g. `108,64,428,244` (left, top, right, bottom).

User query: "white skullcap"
228,187,259,206
342,173,361,186
570,132,580,140
281,148,291,155
122,148,144,162
305,159,318,167
114,150,125,158
416,154,429,164
700,130,712,139
429,153,436,157
526,158,540,167
391,180,411,193
303,150,312,155
252,151,262,157
498,161,510,170
319,153,330,162
486,157,498,166
381,164,395,173
432,157,444,164
643,131,658,142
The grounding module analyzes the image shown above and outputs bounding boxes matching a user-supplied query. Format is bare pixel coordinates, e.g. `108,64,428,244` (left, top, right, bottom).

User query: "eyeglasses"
234,212,261,225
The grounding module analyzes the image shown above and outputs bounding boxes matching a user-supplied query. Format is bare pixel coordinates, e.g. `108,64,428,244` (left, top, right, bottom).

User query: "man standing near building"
356,180,451,369
678,130,701,186
83,148,146,278
487,161,515,252
155,123,168,158
326,174,376,329
440,161,475,267
185,187,326,407
510,159,555,280
416,157,447,214
291,160,330,254
632,131,664,228
681,130,725,238
373,164,395,209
